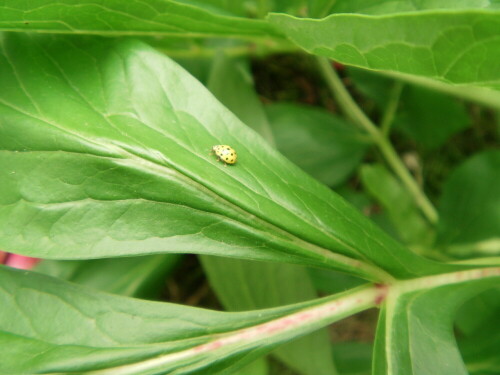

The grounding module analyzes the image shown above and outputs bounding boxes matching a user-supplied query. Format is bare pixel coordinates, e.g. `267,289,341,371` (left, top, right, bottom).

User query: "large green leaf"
0,34,457,280
437,150,500,257
373,268,500,375
0,0,279,38
0,265,379,374
201,257,338,375
268,11,500,91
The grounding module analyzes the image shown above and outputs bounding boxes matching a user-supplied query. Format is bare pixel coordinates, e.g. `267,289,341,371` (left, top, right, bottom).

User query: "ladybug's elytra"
212,145,238,165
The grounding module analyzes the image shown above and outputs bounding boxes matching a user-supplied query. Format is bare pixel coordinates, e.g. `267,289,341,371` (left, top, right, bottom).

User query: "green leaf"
329,0,500,15
234,357,269,375
373,268,500,375
0,0,280,38
347,67,394,109
348,68,471,150
207,53,275,145
35,254,181,299
268,11,500,91
348,65,500,112
200,257,338,375
0,34,457,281
455,287,500,374
0,265,379,374
394,85,470,150
332,342,372,375
265,103,368,186
437,150,500,257
309,268,364,295
459,298,500,374
177,0,251,17
360,164,433,246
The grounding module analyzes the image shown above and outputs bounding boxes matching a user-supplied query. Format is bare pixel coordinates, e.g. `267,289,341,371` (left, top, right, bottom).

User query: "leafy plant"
0,1,499,374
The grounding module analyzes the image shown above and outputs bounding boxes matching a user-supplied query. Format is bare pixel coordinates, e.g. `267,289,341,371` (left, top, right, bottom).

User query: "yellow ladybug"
212,145,237,165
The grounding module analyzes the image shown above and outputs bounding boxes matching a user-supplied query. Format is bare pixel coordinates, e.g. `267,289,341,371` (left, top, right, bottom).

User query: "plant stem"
381,81,404,137
316,57,438,225
376,137,438,224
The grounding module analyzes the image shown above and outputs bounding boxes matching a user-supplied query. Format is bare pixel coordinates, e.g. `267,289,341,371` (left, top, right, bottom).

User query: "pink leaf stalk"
1,251,39,270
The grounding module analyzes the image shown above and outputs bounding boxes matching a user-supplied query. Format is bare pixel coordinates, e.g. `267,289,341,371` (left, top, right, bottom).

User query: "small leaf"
437,150,500,256
266,103,368,186
395,86,470,150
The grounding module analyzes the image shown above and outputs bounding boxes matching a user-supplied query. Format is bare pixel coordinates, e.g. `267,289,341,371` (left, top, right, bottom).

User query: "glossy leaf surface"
0,34,457,280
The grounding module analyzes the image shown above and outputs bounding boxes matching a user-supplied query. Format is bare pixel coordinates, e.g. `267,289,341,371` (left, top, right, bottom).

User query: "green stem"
375,137,438,224
381,81,404,138
316,57,438,225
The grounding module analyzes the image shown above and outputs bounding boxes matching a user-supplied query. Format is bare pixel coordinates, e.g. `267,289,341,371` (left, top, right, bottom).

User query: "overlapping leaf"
35,254,181,299
373,268,500,375
328,0,500,15
361,164,433,246
0,265,378,374
266,103,368,187
437,150,500,256
201,257,339,375
268,11,500,91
